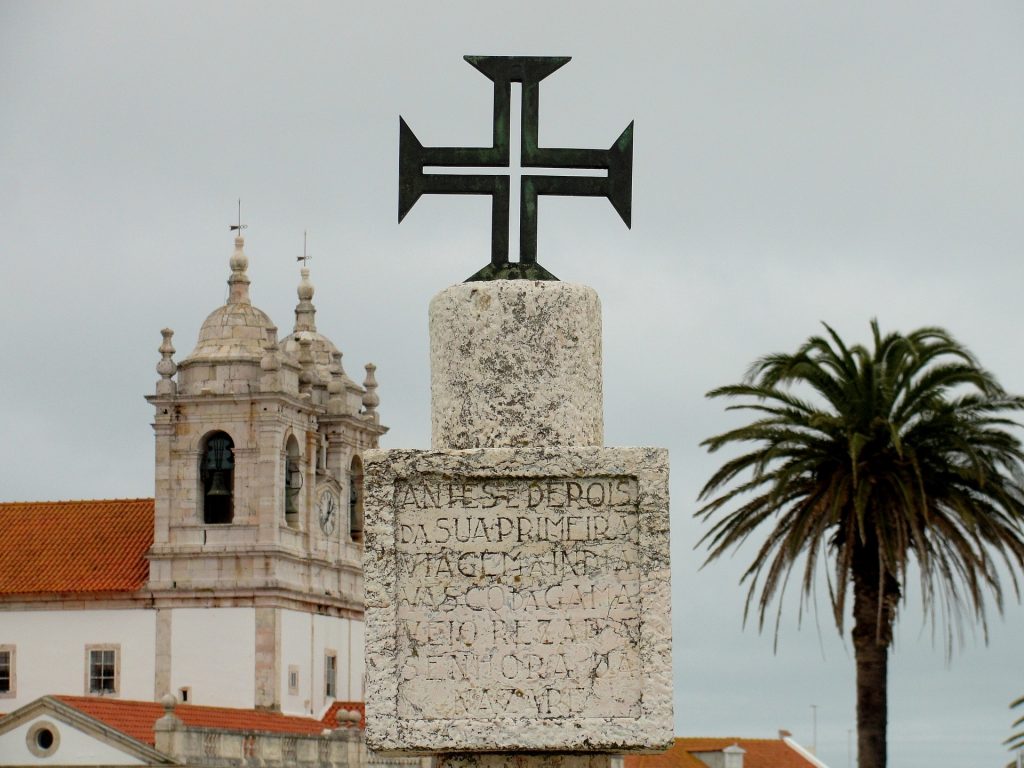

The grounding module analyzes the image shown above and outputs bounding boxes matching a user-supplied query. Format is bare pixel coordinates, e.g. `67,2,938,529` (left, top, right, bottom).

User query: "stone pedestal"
364,281,672,758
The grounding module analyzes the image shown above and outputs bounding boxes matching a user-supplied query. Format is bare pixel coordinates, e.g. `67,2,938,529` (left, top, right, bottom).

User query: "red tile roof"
626,737,822,768
0,499,154,595
54,696,337,746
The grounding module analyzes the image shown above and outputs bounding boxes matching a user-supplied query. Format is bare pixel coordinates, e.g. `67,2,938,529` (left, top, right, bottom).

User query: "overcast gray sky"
3,2,1024,766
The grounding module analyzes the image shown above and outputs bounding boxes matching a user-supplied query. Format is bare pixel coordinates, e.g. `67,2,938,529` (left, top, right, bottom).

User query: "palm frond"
696,320,1024,653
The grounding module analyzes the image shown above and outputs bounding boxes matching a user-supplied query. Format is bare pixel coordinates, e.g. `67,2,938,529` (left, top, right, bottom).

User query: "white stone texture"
363,446,672,754
429,282,603,450
434,755,623,768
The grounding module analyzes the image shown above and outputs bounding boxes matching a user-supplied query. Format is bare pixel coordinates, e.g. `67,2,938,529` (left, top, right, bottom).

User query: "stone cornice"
146,390,321,414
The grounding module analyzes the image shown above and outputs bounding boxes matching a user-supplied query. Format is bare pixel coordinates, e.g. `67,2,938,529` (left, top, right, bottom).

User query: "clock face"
318,490,338,535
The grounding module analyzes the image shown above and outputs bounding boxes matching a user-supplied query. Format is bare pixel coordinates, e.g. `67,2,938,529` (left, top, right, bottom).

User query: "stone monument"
364,55,672,766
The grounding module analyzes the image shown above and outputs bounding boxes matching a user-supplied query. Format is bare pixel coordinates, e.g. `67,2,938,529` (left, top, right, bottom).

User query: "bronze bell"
207,470,231,497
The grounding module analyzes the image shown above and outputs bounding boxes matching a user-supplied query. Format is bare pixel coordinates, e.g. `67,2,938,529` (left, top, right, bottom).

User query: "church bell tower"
145,232,386,713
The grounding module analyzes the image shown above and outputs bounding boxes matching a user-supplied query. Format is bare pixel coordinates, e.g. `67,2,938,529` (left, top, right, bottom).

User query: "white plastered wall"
280,609,311,715
279,610,364,716
0,609,155,710
168,607,255,708
0,715,146,765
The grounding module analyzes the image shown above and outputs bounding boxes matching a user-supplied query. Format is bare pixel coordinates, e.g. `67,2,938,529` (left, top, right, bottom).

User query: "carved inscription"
394,475,641,720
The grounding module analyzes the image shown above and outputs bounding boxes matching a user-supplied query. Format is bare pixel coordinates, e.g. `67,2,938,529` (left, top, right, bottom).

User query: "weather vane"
297,230,313,266
398,55,634,282
230,199,247,237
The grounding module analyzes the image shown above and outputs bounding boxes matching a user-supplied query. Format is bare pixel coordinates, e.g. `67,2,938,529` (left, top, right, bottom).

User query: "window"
287,665,299,695
325,651,337,699
284,435,301,528
86,645,119,695
26,722,60,758
179,686,190,703
348,455,364,542
0,646,14,697
201,431,234,524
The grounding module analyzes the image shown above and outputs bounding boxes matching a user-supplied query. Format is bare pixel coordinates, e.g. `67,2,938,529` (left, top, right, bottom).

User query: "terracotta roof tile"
0,499,154,595
626,737,822,768
54,696,333,746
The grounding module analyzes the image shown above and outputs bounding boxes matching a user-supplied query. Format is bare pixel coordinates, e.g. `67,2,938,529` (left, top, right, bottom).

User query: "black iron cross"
398,56,633,281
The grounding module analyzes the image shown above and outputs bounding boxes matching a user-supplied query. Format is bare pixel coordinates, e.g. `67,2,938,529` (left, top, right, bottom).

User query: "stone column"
429,281,603,450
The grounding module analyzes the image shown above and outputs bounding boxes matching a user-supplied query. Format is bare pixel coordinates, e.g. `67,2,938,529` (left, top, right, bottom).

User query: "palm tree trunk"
852,589,887,767
851,546,897,768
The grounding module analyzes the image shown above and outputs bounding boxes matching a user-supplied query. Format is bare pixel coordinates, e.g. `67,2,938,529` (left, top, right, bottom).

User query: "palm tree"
697,321,1024,768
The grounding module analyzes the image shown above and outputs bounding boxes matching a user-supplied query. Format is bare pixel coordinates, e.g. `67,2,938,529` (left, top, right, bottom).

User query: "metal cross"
230,199,248,236
398,55,633,281
297,230,313,266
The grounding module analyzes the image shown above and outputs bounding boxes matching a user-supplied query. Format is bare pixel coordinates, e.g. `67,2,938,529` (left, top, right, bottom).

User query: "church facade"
0,234,391,764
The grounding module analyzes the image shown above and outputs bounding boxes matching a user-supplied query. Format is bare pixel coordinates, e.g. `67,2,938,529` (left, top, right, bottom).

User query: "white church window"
325,650,337,698
0,646,13,697
86,645,119,695
287,665,300,695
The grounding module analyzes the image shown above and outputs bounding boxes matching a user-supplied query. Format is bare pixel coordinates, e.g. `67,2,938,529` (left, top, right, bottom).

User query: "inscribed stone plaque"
363,447,672,754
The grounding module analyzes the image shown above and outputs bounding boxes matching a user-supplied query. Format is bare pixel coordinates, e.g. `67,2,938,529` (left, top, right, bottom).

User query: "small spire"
156,328,177,395
260,326,282,393
328,351,350,416
227,201,251,304
362,363,380,423
294,232,316,332
227,235,251,305
297,333,318,392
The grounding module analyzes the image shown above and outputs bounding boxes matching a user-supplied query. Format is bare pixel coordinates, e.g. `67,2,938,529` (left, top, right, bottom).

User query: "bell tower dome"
145,231,387,714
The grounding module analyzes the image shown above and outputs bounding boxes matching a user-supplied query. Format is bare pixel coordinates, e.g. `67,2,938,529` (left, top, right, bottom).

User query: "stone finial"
154,693,182,730
332,349,347,377
261,326,281,372
260,326,282,392
227,236,251,305
294,266,317,332
298,333,318,391
336,708,361,728
362,363,380,423
327,352,347,415
156,328,177,395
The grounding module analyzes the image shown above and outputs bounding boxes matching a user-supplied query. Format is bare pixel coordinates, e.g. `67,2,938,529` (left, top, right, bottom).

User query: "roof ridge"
0,497,154,507
57,695,322,720
682,737,783,742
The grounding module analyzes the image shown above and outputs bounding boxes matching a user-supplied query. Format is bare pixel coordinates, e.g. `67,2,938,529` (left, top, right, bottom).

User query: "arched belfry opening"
200,431,234,524
348,455,364,542
284,435,302,529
